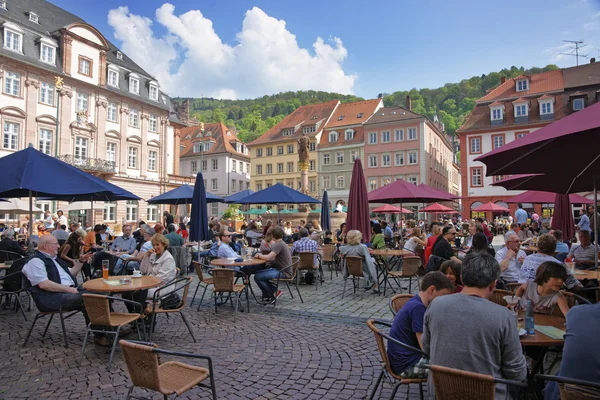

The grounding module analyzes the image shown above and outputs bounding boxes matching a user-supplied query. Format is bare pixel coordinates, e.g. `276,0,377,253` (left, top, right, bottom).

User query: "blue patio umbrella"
224,189,255,204
234,183,320,205
147,184,223,205
320,190,331,231
189,173,210,242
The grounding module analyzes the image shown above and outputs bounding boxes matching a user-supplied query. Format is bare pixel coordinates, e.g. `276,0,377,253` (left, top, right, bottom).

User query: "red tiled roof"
537,94,555,100
562,62,600,88
363,106,423,125
179,122,249,159
488,101,504,107
323,99,383,128
512,97,529,103
478,70,564,103
248,100,339,146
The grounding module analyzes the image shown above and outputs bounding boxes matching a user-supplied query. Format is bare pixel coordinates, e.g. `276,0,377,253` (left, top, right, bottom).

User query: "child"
323,230,333,244
516,261,570,317
439,260,463,293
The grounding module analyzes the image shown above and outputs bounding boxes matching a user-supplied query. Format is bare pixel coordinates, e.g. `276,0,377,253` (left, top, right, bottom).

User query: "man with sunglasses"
495,233,526,283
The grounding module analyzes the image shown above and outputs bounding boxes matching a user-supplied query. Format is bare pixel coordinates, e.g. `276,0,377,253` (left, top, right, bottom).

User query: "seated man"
423,252,527,399
22,235,108,346
387,272,454,378
254,227,292,303
290,228,318,267
495,233,526,283
568,230,596,269
0,229,27,259
114,228,155,274
217,229,238,259
164,224,184,247
110,224,137,254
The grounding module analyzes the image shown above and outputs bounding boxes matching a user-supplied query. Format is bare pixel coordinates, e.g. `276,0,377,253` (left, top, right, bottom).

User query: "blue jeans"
114,259,139,275
254,268,287,299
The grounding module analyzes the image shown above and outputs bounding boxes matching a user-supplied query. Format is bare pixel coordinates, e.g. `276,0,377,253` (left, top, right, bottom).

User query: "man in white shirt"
56,210,68,228
495,233,526,283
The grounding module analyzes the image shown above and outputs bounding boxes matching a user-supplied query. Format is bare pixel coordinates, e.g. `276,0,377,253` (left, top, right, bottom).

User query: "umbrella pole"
595,176,598,269
28,191,33,253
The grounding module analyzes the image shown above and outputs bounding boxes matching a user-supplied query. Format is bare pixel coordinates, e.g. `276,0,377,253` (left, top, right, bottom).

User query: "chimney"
500,76,506,84
406,95,412,111
591,58,596,64
377,93,383,99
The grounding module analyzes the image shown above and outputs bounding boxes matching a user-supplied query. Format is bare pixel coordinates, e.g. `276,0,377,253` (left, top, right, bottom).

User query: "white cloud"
107,4,356,99
583,12,600,30
542,42,574,63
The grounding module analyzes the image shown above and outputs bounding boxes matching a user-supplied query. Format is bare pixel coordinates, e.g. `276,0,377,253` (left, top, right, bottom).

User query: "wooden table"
571,268,600,281
210,258,266,268
521,246,538,254
83,276,162,293
519,313,566,347
369,249,412,257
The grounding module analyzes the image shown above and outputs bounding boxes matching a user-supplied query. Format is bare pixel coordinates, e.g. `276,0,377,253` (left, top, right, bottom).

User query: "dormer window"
149,83,159,101
302,126,315,134
539,99,554,115
357,113,364,118
28,12,39,24
337,115,345,121
193,143,201,153
328,131,338,142
78,56,92,77
514,102,528,117
573,98,585,111
107,65,119,87
345,129,355,140
490,107,503,121
0,2,7,11
39,39,56,64
129,74,139,95
281,128,294,136
116,51,123,60
3,23,23,53
516,79,529,92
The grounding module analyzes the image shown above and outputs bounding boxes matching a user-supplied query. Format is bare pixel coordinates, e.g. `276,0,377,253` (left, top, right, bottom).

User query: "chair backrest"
212,268,235,292
490,289,512,307
322,245,336,262
192,261,206,281
389,294,415,316
288,256,300,279
119,340,163,392
0,250,24,263
429,364,496,400
82,293,114,326
507,282,521,294
560,383,600,400
400,256,421,277
298,252,315,269
345,256,363,278
550,290,578,317
366,320,396,378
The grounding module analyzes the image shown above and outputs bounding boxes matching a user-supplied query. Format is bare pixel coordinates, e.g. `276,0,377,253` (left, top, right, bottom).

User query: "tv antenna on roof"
560,40,589,66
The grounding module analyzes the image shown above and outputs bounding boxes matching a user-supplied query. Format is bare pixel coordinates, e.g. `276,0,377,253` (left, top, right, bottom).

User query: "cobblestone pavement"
0,265,428,400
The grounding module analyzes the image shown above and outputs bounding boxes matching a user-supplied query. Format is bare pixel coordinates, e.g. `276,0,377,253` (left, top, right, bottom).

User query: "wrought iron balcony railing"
57,154,116,173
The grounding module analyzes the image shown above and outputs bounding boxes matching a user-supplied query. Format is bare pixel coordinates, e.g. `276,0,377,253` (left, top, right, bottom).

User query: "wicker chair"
298,251,322,290
427,364,527,400
384,256,421,296
271,256,302,306
366,319,426,400
506,282,521,294
490,289,512,307
321,245,339,280
147,277,196,342
120,339,217,400
389,294,415,317
210,268,249,322
80,294,146,370
536,374,600,400
550,290,592,317
342,256,366,299
190,261,214,311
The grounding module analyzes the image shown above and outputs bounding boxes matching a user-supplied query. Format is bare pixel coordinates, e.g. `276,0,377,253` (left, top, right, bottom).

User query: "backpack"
160,292,181,310
304,271,314,285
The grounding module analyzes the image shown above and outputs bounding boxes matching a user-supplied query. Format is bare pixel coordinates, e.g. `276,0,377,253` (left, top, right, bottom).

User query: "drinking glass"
102,260,110,279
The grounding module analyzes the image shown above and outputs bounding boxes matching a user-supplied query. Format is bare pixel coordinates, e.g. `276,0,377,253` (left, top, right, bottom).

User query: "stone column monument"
297,133,310,194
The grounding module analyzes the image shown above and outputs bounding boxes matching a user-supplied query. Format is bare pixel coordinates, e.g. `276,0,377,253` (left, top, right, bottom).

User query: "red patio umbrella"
420,203,458,213
346,159,371,243
551,193,575,242
372,204,412,214
418,183,459,200
505,190,593,205
471,202,510,213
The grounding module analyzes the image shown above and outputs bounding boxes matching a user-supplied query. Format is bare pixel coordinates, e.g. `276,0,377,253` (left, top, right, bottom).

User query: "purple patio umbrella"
551,193,575,243
346,159,371,243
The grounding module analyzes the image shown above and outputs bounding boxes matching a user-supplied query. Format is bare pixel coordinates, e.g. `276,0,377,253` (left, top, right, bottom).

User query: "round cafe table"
210,258,266,268
369,249,412,257
83,276,162,293
519,312,566,347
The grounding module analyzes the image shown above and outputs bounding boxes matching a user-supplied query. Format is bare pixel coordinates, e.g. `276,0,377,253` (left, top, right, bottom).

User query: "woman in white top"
140,233,178,299
403,227,427,253
283,221,293,236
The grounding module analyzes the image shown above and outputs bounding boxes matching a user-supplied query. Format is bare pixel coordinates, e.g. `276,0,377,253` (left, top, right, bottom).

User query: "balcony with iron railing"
56,154,116,174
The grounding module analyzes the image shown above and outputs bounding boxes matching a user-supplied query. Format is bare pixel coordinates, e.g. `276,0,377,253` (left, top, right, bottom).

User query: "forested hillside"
177,64,558,143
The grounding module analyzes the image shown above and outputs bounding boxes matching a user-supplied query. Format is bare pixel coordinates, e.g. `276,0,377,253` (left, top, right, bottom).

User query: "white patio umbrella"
0,199,43,214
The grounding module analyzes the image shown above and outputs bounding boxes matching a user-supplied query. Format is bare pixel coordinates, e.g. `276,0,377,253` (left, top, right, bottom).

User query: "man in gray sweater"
422,252,527,399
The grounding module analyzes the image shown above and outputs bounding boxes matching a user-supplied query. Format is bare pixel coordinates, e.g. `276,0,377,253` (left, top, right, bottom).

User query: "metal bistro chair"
298,251,323,290
0,258,30,320
384,256,421,296
536,374,600,400
120,339,217,400
320,244,339,280
209,268,249,322
190,261,214,311
342,256,367,299
147,277,197,343
366,319,426,400
80,294,146,370
272,256,302,306
389,294,415,317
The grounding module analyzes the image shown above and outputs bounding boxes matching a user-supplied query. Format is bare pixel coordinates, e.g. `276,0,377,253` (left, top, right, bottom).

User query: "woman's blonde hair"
432,224,441,236
346,230,362,245
264,227,273,243
151,233,170,249
411,227,422,237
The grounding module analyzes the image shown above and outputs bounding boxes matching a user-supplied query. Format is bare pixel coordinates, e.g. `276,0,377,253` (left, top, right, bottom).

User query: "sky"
51,0,600,100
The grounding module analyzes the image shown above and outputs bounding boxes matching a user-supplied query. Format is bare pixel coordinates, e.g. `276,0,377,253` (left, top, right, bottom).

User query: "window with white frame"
287,162,294,173
540,100,553,115
336,175,344,189
127,147,138,168
336,151,344,164
107,69,119,87
516,79,529,92
202,160,208,171
129,77,139,94
350,150,359,162
212,159,218,171
4,72,20,96
29,13,39,23
266,147,272,156
394,129,404,141
382,131,391,143
107,102,117,122
104,202,116,221
231,159,237,172
573,98,585,111
40,44,55,64
256,165,262,175
309,142,316,151
470,137,481,153
277,163,283,174
491,107,503,120
408,128,417,140
408,151,418,165
493,135,504,149
395,152,405,166
515,103,528,117
345,129,354,140
211,203,218,216
266,164,272,174
256,148,263,157
239,161,243,172
323,176,331,189
368,132,377,144
516,132,527,139
329,132,338,142
382,154,391,167
149,115,157,132
471,168,482,187
4,29,22,52
149,85,159,101
211,179,218,191
126,201,138,221
231,179,237,192
276,145,283,155
74,137,88,160
148,150,157,171
287,144,294,153
408,176,418,185
256,183,263,191
129,109,139,128
106,142,116,164
39,82,54,105
79,57,91,76
191,161,197,173
322,153,331,165
193,143,201,153
39,128,52,155
310,160,315,171
77,93,88,112
369,179,377,191
309,181,316,192
282,128,294,136
368,155,378,168
0,2,6,10
303,126,315,134
146,205,158,222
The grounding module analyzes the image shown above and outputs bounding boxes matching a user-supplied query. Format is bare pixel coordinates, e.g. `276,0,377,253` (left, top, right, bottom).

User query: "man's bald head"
38,235,59,256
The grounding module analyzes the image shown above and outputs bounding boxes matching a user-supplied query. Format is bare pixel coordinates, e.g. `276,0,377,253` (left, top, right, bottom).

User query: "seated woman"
370,224,386,250
439,260,463,293
259,228,274,254
340,230,380,294
424,223,441,264
518,224,533,243
467,232,495,256
176,223,189,241
403,227,427,254
60,232,93,280
516,261,570,317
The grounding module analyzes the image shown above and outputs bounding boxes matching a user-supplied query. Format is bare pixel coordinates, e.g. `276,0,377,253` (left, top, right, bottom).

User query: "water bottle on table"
525,299,535,334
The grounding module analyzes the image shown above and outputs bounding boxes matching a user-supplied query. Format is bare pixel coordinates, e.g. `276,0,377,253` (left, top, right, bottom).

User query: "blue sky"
52,0,600,99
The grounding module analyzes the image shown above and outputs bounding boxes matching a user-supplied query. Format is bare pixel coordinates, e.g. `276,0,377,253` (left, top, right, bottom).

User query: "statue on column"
297,133,310,169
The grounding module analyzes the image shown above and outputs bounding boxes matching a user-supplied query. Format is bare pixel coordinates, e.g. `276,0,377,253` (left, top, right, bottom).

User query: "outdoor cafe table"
83,276,162,293
518,313,566,347
370,249,412,290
